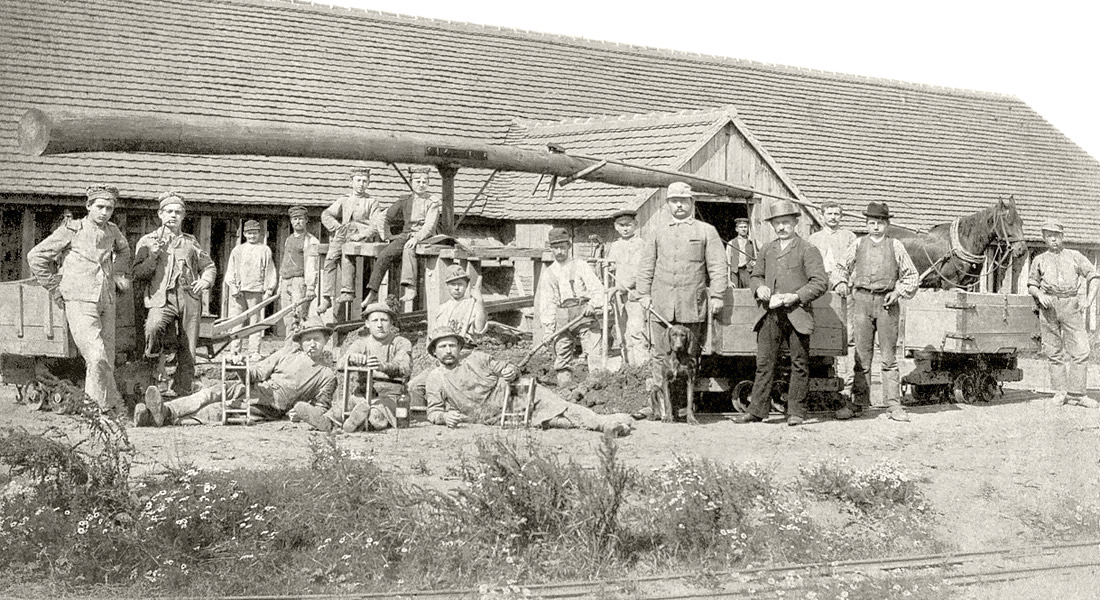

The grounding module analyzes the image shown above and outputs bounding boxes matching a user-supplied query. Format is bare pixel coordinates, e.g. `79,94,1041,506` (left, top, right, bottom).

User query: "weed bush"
801,459,927,511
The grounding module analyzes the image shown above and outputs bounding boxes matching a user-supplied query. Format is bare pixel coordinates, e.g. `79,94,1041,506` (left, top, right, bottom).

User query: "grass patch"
1,419,948,596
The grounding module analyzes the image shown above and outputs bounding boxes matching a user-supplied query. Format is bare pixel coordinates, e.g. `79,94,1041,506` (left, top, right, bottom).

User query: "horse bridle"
921,205,1024,290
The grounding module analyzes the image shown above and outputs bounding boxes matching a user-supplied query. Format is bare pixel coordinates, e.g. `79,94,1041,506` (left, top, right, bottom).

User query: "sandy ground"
2,354,1100,597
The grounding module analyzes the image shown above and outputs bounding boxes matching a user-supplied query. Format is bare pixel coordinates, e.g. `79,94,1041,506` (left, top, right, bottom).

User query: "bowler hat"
610,208,637,221
763,200,800,221
1039,219,1064,234
157,191,185,210
292,319,334,342
361,302,395,321
444,264,470,284
548,226,571,246
243,219,262,232
427,326,465,355
863,202,891,220
288,205,307,218
667,182,694,199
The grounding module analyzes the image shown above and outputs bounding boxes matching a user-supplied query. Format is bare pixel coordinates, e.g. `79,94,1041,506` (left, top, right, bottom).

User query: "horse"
889,196,1026,289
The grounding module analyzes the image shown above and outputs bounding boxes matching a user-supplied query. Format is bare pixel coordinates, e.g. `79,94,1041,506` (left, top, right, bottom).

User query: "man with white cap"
27,185,131,412
280,205,319,333
422,327,634,436
637,182,727,366
536,226,606,386
133,191,217,397
1028,219,1100,408
732,199,827,426
225,219,277,359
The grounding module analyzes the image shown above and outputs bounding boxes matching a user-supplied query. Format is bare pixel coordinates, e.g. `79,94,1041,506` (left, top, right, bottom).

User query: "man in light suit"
733,200,827,426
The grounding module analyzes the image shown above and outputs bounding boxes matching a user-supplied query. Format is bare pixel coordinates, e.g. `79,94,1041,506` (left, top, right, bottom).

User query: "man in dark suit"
733,200,828,426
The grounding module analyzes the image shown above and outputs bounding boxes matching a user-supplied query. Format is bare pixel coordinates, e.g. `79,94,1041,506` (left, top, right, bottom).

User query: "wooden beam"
437,164,458,236
198,215,213,314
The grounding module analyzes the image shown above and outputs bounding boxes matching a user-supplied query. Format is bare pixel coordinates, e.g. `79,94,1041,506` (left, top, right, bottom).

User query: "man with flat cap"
318,166,385,314
833,201,919,422
27,185,132,412
1028,219,1100,408
726,217,756,289
536,226,607,386
732,199,827,426
280,205,319,333
637,182,727,369
133,191,216,397
225,219,277,359
605,208,650,365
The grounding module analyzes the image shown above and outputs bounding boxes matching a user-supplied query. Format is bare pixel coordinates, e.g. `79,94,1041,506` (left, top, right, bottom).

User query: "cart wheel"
14,384,26,405
27,382,47,410
952,374,971,404
731,380,753,413
771,393,787,415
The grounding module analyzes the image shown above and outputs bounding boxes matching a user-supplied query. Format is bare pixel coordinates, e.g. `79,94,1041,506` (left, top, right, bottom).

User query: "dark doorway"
694,200,752,246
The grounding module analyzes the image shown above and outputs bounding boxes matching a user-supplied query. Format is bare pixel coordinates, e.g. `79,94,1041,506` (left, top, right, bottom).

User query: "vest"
852,236,898,292
281,234,306,279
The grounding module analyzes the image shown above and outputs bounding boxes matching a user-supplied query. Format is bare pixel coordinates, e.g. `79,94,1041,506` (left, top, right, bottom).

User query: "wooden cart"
901,290,1040,403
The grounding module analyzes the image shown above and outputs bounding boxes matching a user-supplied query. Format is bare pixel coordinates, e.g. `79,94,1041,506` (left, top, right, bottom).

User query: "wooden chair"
340,364,374,422
220,357,254,425
500,376,537,429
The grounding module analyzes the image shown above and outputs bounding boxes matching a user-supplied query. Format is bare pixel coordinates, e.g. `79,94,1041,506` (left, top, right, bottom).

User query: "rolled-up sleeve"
893,239,920,299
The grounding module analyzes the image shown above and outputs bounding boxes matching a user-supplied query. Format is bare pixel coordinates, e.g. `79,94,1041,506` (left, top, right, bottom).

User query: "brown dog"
648,324,698,424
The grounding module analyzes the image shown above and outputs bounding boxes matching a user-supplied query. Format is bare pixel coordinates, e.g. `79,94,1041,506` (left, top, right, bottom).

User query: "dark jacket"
749,235,827,334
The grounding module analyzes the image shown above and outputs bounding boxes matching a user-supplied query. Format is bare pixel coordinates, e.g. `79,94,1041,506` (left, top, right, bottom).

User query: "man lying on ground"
423,327,634,436
134,321,336,426
291,303,411,433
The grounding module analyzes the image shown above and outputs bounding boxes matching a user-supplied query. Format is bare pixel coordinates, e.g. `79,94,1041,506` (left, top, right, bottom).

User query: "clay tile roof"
2,0,1098,242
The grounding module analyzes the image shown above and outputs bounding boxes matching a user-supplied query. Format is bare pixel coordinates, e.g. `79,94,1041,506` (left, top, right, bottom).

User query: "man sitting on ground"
291,303,411,432
423,328,634,436
134,320,336,426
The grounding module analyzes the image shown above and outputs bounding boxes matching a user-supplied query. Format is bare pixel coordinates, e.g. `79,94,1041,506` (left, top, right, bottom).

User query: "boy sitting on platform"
134,321,336,426
291,303,411,432
363,166,441,307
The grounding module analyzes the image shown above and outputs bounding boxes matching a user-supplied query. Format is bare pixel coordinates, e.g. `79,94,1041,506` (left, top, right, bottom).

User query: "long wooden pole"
19,109,755,200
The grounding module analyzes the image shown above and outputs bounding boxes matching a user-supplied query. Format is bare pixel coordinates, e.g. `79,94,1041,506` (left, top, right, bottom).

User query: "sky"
316,0,1100,160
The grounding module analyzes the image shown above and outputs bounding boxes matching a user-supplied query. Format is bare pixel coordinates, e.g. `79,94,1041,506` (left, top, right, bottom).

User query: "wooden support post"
20,208,35,279
273,216,290,338
198,215,213,314
437,165,458,236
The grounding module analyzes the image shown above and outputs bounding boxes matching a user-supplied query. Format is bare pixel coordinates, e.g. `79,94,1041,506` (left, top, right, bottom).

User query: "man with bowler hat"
732,200,827,426
133,191,216,397
833,201,919,422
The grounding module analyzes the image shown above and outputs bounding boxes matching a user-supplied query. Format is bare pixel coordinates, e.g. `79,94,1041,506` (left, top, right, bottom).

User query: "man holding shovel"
536,227,606,386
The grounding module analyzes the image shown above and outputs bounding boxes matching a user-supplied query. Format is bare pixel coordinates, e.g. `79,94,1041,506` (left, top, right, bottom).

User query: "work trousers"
732,266,752,289
321,222,379,299
747,311,810,419
166,382,283,425
615,298,650,366
228,291,264,355
144,287,202,396
325,380,404,431
367,233,418,294
65,298,121,410
553,318,604,373
1040,295,1090,396
850,289,901,407
279,276,309,333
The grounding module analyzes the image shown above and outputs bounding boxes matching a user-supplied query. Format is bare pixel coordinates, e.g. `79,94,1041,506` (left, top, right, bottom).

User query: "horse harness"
919,208,1023,290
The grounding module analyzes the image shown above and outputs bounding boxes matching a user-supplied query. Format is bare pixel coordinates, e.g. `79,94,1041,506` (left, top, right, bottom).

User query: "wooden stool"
220,357,254,425
500,376,536,428
340,365,374,422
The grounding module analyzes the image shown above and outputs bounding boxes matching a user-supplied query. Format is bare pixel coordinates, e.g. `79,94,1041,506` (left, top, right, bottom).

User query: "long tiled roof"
1,0,1097,241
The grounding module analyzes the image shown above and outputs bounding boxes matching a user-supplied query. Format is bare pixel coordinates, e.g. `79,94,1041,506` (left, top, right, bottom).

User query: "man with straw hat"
1028,219,1100,408
135,319,336,426
732,199,827,427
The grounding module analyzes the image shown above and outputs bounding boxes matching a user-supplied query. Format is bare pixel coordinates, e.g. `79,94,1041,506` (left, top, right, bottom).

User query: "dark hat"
157,191,185,210
361,302,395,321
85,185,120,203
762,200,800,221
610,208,637,221
243,219,262,232
862,202,891,220
734,217,750,225
444,264,470,284
427,326,465,355
350,165,371,177
548,226,571,246
292,319,334,342
288,206,308,218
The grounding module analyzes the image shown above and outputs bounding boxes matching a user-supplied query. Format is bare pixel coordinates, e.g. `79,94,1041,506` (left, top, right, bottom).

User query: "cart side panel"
903,290,1039,354
711,288,846,356
0,279,73,357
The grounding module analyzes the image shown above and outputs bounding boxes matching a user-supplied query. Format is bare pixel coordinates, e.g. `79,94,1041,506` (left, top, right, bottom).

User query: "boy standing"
834,202,919,422
726,217,756,288
226,220,277,360
732,200,827,426
280,206,319,333
605,209,650,366
1027,220,1100,408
